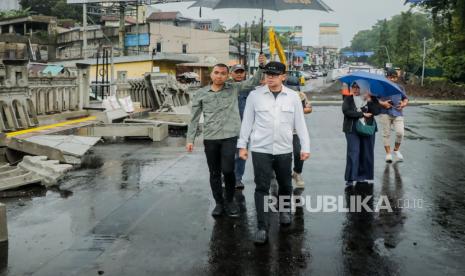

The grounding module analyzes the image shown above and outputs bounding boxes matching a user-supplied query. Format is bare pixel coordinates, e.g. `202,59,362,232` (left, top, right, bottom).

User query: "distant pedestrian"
342,80,381,187
186,55,266,218
378,72,409,163
237,62,310,244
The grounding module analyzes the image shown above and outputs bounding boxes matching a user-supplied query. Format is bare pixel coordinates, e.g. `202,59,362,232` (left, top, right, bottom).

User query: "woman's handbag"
356,118,377,136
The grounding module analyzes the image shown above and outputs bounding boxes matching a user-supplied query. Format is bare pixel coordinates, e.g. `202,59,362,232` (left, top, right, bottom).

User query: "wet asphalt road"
1,105,465,276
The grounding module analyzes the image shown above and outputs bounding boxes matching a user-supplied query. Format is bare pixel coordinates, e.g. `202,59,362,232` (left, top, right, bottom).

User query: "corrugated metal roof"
147,12,180,22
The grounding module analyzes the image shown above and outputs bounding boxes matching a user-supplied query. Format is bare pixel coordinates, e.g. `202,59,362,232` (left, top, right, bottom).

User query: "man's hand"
379,100,393,109
239,148,248,160
258,54,266,66
363,113,373,118
396,100,408,110
303,105,313,114
186,143,194,153
300,152,310,161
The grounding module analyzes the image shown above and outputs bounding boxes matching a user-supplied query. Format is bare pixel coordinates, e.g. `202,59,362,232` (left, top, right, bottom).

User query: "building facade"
148,22,229,64
319,23,342,50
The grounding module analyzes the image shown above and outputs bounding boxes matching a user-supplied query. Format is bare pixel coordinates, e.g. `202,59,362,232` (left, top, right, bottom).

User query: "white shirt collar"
261,85,290,95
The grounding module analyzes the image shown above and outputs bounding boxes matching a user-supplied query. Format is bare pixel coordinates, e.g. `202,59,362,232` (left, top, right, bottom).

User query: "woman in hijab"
342,79,381,187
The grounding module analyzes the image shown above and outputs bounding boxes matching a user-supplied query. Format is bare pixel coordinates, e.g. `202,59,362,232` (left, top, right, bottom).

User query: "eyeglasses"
265,73,281,78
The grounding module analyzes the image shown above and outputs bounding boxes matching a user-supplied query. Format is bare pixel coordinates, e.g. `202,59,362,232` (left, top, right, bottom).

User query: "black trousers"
204,137,237,204
293,134,304,174
252,151,293,230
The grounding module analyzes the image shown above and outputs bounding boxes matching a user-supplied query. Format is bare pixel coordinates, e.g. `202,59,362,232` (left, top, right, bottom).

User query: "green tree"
347,12,432,72
395,11,416,72
412,0,465,82
375,19,390,68
0,8,30,19
350,29,378,52
20,0,82,21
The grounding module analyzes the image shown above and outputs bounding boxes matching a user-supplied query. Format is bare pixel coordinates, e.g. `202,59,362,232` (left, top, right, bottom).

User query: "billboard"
125,33,150,47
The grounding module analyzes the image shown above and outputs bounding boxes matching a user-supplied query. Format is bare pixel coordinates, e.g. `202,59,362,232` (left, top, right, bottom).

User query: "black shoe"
280,212,292,226
211,204,224,217
235,181,245,190
253,229,268,245
226,201,240,218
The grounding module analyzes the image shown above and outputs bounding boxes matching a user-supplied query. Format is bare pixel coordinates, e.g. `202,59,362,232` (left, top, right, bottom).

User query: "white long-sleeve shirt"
237,85,311,155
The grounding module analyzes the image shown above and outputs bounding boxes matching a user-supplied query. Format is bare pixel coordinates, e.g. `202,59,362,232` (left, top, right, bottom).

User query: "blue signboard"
125,33,150,47
342,51,375,57
293,50,307,58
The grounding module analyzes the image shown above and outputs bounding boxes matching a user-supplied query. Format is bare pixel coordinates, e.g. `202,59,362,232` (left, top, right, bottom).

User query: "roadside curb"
310,100,465,106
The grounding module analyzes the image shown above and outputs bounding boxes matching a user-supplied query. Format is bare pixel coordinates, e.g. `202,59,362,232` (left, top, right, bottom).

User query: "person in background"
292,90,312,195
230,64,249,189
238,62,310,244
285,73,301,92
378,71,409,163
341,82,351,100
342,80,381,187
186,55,266,218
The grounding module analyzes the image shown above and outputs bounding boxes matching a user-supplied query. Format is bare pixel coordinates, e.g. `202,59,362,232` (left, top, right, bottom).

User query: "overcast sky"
152,0,411,47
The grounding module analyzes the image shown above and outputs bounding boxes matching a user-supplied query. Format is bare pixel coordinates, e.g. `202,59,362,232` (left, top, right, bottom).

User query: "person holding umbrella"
237,61,310,244
342,80,381,187
186,55,266,218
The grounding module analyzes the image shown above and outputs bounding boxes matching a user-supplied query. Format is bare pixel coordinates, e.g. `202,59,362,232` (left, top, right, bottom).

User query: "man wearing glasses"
237,61,311,244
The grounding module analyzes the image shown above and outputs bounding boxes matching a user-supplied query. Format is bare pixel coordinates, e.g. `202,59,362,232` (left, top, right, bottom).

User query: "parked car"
314,71,324,77
300,71,312,81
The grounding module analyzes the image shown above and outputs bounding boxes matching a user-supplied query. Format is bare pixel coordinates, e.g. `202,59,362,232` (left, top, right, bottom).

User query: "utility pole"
421,37,426,86
136,1,140,55
248,22,252,76
244,22,248,72
119,3,126,56
82,3,87,59
238,24,242,65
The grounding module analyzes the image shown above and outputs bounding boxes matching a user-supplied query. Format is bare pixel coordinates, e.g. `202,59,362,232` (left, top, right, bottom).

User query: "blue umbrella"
338,71,405,97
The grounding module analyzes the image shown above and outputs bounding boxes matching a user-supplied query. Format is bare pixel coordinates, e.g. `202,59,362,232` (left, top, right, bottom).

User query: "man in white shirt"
237,62,311,244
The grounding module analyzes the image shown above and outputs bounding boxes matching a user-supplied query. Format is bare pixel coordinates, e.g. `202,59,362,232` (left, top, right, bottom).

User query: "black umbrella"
189,0,333,53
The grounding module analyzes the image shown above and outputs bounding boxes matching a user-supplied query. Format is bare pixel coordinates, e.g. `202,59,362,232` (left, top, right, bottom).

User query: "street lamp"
379,45,391,64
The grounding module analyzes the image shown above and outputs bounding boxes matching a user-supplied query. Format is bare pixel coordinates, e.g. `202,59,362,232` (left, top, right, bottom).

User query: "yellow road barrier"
6,116,97,138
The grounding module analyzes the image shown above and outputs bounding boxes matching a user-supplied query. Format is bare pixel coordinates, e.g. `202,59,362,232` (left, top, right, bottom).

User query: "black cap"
263,61,286,75
231,64,245,72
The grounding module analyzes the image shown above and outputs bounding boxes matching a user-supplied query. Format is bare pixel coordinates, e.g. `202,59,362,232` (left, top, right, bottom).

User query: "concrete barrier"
0,203,7,242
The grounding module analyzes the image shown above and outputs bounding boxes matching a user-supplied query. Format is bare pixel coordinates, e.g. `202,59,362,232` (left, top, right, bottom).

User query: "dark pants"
293,134,304,174
204,137,237,204
344,132,375,182
252,151,293,230
235,149,246,182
